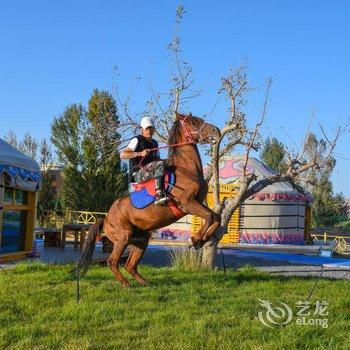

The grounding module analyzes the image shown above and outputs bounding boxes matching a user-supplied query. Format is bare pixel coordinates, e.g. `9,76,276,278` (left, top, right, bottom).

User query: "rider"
120,116,169,206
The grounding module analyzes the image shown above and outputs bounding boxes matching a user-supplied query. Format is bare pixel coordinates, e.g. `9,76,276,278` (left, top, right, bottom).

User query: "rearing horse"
76,112,221,287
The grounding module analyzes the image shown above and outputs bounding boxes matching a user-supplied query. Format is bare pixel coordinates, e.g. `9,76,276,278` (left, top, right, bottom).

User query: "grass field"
0,262,349,350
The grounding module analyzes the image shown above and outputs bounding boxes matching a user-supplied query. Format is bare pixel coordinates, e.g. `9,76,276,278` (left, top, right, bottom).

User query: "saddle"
130,170,175,209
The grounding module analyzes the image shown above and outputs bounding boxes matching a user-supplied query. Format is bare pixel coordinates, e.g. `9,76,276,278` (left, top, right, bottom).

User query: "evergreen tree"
260,134,348,227
310,170,348,227
51,103,89,210
51,91,128,212
86,89,128,211
304,133,348,227
37,139,57,211
260,137,287,173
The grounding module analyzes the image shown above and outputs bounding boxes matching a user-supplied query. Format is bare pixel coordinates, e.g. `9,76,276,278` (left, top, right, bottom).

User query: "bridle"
179,116,207,143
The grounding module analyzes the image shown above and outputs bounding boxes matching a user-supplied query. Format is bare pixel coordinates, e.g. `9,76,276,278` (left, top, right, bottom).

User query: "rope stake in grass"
0,264,16,278
306,266,324,301
220,248,227,276
306,266,350,301
76,267,80,303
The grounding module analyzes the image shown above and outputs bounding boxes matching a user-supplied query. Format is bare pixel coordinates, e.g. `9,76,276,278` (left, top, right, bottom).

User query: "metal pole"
220,248,226,276
76,269,80,303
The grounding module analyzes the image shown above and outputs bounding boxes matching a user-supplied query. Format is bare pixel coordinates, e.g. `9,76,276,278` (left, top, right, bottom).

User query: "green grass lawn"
1,263,349,350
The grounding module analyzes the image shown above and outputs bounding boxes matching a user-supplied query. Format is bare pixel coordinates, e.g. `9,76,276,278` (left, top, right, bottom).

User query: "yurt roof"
0,138,41,191
209,155,312,199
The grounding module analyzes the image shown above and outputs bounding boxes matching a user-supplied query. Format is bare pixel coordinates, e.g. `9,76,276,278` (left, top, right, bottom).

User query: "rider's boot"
154,177,169,206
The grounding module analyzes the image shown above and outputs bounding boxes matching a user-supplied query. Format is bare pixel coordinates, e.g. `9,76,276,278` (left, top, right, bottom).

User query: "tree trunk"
201,239,218,268
201,226,226,268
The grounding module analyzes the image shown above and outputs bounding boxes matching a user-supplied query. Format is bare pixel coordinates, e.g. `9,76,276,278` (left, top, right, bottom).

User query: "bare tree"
114,5,201,145
3,130,19,149
3,130,38,160
20,132,38,160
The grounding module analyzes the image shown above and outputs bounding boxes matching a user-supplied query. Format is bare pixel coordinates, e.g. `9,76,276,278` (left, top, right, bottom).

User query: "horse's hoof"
189,236,203,250
120,282,131,288
193,240,204,250
135,277,149,286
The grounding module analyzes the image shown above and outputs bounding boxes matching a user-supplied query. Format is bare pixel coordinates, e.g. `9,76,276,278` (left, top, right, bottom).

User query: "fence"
37,210,350,253
311,231,350,253
37,210,107,229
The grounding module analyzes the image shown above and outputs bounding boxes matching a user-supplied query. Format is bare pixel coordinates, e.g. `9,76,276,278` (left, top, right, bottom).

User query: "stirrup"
154,193,169,206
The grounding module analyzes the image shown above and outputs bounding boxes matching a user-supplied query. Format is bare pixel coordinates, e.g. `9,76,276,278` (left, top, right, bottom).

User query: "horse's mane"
167,120,181,157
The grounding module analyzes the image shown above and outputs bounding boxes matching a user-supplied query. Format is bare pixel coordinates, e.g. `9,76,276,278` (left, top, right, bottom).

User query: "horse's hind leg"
107,236,130,288
125,230,152,285
125,247,148,285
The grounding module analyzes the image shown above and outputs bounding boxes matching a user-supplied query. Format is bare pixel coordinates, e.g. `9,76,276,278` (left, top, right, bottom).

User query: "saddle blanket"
130,171,175,209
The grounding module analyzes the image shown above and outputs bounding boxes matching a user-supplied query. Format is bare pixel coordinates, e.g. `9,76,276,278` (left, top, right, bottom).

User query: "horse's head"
175,112,221,145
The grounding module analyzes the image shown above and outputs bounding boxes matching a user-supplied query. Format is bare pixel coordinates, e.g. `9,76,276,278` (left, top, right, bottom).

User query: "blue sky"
1,1,349,196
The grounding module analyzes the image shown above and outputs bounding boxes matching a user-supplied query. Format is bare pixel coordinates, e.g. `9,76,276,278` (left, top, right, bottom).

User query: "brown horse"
76,112,221,287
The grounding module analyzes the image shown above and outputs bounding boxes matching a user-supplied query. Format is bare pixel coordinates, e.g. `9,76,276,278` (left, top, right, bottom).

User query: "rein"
151,140,194,152
139,140,194,168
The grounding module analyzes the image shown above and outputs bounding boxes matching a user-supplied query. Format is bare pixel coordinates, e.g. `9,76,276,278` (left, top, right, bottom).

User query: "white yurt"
217,155,313,244
0,138,41,260
157,155,312,245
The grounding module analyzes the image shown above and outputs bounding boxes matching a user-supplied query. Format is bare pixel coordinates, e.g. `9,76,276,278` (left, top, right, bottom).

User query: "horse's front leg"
181,200,221,249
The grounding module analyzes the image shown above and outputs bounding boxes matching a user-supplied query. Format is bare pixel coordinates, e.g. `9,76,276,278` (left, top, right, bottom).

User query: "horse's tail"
73,218,105,278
